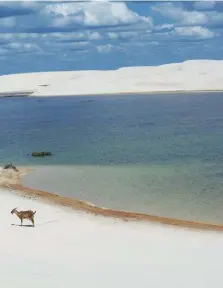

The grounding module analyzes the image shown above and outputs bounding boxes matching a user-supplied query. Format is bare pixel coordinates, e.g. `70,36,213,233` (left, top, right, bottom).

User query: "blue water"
1,93,223,223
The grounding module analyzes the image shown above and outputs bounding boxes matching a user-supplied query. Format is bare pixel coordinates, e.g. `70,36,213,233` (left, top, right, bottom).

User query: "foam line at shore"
9,183,223,231
0,60,223,96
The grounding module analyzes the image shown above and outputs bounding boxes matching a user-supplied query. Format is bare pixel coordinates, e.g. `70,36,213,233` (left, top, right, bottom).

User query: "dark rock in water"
3,163,19,172
31,151,52,157
80,99,94,103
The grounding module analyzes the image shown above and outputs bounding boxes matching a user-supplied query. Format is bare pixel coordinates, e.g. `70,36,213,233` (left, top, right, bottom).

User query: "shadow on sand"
11,220,59,228
11,224,34,228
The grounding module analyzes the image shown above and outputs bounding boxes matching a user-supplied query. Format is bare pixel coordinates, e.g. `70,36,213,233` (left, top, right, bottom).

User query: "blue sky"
0,1,223,75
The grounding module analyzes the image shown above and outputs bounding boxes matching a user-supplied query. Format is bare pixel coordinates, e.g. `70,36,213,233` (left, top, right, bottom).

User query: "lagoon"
1,93,223,223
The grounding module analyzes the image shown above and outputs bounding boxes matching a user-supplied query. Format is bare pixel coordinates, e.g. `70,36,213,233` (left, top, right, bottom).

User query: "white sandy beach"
1,187,223,288
0,60,223,96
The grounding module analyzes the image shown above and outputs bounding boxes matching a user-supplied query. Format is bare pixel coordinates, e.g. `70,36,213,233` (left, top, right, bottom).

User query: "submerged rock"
31,151,52,157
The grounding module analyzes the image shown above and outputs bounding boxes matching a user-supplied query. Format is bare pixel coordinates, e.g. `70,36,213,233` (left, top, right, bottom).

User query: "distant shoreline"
1,89,223,98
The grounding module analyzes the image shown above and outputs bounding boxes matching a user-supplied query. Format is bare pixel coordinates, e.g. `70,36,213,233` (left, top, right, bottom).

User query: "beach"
1,186,223,288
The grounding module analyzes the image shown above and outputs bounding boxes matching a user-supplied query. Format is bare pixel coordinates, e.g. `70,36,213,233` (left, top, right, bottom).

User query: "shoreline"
1,166,223,231
7,183,223,232
1,89,223,98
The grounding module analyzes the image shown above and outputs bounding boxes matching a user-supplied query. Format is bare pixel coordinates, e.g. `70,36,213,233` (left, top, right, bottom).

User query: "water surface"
1,93,223,223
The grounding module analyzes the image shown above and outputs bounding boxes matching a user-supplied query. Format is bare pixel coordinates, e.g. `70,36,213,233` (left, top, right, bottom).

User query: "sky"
0,1,223,75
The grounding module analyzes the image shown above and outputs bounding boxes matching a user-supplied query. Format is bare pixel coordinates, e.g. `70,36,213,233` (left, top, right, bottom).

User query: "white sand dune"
1,188,223,288
0,60,223,96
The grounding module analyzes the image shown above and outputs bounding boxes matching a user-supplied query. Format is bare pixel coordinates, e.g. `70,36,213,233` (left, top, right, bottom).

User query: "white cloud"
41,2,153,28
0,17,16,27
87,31,101,40
106,31,139,41
152,3,208,26
107,32,119,40
0,0,221,65
156,24,174,30
19,1,41,10
174,26,216,39
155,24,174,32
96,43,124,54
5,42,43,54
152,2,223,30
206,11,223,27
97,44,113,53
23,43,42,52
119,31,139,38
0,34,13,41
0,33,44,44
18,33,39,40
48,31,101,42
0,31,100,46
41,37,90,55
193,1,216,11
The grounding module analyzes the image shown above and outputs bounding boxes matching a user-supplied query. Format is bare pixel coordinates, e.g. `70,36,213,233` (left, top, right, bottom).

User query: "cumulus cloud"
106,31,140,42
155,24,175,33
152,2,223,29
96,43,124,54
97,44,114,53
174,26,216,39
0,41,43,55
107,32,119,40
41,2,153,29
88,31,101,40
152,3,208,26
193,1,216,11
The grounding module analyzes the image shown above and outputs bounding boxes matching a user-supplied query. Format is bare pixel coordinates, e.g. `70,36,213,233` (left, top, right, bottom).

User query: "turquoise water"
2,93,223,223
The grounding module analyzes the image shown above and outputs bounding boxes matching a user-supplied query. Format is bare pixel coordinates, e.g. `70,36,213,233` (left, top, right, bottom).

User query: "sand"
1,183,223,288
0,167,32,186
0,60,223,96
